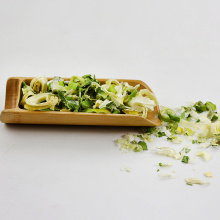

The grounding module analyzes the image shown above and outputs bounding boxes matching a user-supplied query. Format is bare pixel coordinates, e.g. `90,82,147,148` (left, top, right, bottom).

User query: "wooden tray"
0,77,161,126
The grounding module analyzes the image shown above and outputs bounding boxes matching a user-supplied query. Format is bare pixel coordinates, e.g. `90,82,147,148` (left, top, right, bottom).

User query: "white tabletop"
1,1,220,219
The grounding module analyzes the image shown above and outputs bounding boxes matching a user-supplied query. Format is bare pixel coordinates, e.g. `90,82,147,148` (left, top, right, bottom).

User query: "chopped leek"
20,75,157,116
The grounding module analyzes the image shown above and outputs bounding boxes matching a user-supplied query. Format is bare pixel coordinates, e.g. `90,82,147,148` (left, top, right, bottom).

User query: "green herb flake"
211,115,218,122
185,148,191,154
167,113,180,122
205,102,216,111
194,101,207,113
127,90,138,102
182,156,189,163
157,132,166,137
22,81,27,88
138,141,148,150
186,183,193,186
146,127,156,134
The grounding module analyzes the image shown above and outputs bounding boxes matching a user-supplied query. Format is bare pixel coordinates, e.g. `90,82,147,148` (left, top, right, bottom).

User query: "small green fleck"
185,148,191,154
159,163,162,167
126,90,138,103
157,169,160,172
211,115,218,122
59,81,64,86
22,81,27,88
182,156,189,163
181,112,186,119
138,141,148,150
186,183,193,186
194,101,207,113
108,84,117,93
157,132,166,137
146,127,156,134
167,113,180,122
196,119,200,123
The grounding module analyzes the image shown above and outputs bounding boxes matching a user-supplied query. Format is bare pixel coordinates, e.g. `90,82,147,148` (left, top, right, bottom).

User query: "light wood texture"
0,77,161,126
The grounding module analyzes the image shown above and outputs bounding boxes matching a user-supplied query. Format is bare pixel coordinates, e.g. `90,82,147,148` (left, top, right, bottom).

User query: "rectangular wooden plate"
0,77,161,126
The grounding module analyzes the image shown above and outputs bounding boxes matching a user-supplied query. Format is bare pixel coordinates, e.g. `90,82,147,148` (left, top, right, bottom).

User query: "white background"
0,0,220,219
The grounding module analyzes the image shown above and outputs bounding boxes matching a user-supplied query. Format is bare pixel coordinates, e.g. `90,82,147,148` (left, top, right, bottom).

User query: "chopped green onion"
194,101,207,113
182,156,189,163
167,113,180,122
157,132,166,137
205,102,216,111
211,115,218,122
146,127,156,134
138,141,148,150
185,148,191,154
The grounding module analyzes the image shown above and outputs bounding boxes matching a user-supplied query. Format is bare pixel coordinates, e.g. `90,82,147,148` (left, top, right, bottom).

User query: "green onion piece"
182,156,189,163
181,112,186,119
185,148,191,153
81,99,93,109
68,82,79,91
138,141,148,150
168,122,179,135
126,90,138,103
157,132,166,137
211,115,218,122
96,87,108,99
194,101,207,113
106,102,116,112
57,90,66,103
159,163,162,167
112,109,120,114
146,127,156,134
207,110,218,122
159,108,180,122
205,102,216,111
108,84,117,93
167,113,180,122
59,81,64,87
22,81,27,88
66,101,80,112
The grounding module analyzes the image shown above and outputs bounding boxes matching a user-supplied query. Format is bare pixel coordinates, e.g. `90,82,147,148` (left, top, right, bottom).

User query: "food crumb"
121,165,131,172
185,177,209,185
204,172,213,177
159,172,176,179
195,151,212,161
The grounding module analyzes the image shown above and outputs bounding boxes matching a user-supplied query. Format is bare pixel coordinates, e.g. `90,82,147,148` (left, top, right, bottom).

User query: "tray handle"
4,77,22,110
